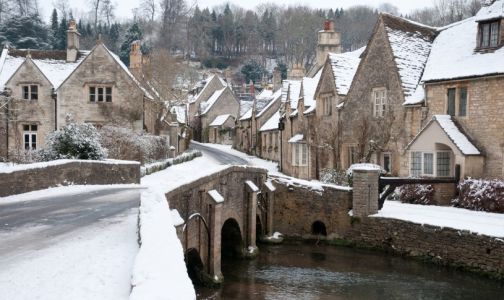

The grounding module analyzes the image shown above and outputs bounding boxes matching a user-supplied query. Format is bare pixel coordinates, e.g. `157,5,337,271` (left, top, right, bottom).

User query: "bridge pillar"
207,192,224,283
245,180,259,257
264,181,277,236
352,168,380,217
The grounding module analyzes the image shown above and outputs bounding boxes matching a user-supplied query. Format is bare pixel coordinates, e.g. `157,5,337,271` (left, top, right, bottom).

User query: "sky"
42,0,432,21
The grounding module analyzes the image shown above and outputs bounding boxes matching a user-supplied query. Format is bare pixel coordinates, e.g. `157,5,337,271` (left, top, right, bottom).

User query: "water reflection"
197,243,504,299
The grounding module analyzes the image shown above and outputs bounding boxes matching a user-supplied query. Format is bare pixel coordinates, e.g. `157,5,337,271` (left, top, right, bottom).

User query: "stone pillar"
267,192,275,236
248,191,257,248
208,202,223,283
352,168,380,217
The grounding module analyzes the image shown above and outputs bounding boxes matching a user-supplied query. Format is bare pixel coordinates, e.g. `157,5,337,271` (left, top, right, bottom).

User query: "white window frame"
321,94,332,116
409,151,452,177
89,85,113,102
292,143,308,166
373,88,387,118
22,85,38,100
23,124,38,150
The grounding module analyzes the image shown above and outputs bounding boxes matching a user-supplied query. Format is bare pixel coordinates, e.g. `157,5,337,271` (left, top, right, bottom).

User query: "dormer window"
478,20,500,49
22,85,38,100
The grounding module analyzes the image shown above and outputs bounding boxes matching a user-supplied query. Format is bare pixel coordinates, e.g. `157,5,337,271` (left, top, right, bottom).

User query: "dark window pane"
31,125,37,131
383,154,391,172
23,86,29,99
459,87,467,116
30,85,38,100
447,88,456,116
105,87,112,102
482,23,490,47
32,134,36,149
24,134,29,143
98,87,104,102
23,125,29,131
89,87,96,102
490,22,499,47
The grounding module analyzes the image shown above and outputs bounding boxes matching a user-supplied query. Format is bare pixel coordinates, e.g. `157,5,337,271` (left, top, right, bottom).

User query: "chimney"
316,19,341,67
273,67,282,91
129,40,142,74
288,63,305,80
66,20,80,63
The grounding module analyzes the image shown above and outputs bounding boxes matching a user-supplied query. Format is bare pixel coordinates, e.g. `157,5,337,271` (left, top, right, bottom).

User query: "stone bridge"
166,166,275,284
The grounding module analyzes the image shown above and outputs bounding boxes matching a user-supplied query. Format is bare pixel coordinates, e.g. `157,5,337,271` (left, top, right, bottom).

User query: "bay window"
410,151,452,177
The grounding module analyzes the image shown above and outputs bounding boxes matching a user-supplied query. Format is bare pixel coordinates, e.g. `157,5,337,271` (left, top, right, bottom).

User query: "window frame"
89,85,113,103
381,152,392,174
478,20,500,49
21,85,38,100
372,88,387,118
292,143,308,167
446,87,468,117
321,94,332,116
23,124,38,150
410,150,452,178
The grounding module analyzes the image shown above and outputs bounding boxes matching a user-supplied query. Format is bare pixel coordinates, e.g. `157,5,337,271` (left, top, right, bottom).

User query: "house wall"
341,21,422,176
188,76,226,127
5,59,55,158
57,45,144,131
201,88,239,142
235,119,251,153
209,117,234,145
425,76,504,178
281,101,310,179
260,130,280,162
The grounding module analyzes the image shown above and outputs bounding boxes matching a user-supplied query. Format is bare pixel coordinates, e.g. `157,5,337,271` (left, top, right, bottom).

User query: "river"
196,243,504,299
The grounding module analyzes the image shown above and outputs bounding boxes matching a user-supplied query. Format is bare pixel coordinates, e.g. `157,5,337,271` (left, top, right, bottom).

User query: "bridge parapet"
165,166,270,284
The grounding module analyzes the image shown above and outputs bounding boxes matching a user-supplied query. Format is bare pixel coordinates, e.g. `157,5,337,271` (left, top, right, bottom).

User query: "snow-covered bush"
320,168,350,186
452,178,504,213
141,150,202,176
397,184,434,205
99,125,169,164
39,123,107,161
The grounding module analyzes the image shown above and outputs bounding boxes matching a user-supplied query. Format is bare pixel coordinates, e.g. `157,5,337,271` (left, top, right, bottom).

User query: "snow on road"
0,207,139,300
375,201,504,238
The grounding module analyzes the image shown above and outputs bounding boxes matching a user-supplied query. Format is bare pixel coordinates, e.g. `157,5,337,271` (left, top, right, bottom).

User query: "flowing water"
196,243,504,300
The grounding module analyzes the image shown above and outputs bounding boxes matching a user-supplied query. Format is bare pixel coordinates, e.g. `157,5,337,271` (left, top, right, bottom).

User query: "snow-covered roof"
260,111,280,132
189,75,227,104
422,16,504,82
170,105,186,124
256,89,282,118
288,134,304,143
0,48,89,90
284,80,302,109
200,88,226,115
209,114,233,127
328,47,364,96
302,68,323,109
382,14,437,105
475,0,504,22
239,107,252,121
407,115,481,155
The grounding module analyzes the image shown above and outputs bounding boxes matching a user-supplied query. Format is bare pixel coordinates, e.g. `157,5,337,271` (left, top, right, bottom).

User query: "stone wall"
0,159,140,197
271,177,352,239
343,217,504,280
424,76,504,179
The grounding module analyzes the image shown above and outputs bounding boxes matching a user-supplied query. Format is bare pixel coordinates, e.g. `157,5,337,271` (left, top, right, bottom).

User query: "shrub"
39,123,107,161
320,168,350,186
99,125,169,164
452,178,504,213
397,184,434,205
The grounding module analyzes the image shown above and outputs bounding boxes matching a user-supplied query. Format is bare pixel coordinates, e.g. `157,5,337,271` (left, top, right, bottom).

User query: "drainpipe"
51,88,57,130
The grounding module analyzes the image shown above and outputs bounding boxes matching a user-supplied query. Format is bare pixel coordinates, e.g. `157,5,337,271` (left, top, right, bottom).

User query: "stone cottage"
0,20,161,160
404,0,504,179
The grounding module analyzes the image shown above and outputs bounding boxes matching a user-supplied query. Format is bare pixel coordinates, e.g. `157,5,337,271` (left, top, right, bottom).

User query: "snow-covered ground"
0,205,139,299
375,201,504,238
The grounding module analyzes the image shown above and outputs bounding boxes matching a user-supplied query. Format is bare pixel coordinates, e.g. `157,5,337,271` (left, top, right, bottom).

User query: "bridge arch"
256,215,263,242
185,248,205,285
221,218,244,260
311,220,327,236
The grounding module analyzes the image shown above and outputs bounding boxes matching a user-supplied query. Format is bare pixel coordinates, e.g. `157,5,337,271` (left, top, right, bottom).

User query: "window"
89,86,112,102
292,143,308,166
382,152,391,173
447,88,456,116
447,87,468,117
373,89,387,117
322,94,332,116
410,151,451,177
22,85,38,100
479,21,500,48
459,87,467,117
23,124,37,150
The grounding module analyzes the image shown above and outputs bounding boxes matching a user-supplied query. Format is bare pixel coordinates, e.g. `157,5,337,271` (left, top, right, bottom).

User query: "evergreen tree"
56,17,68,50
0,15,51,49
50,9,59,49
119,23,143,66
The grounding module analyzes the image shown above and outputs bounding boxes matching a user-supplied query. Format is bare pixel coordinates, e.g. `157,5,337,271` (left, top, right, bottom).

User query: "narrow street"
190,141,249,165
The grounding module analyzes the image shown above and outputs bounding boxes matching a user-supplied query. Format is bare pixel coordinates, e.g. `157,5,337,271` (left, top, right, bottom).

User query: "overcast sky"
44,0,432,21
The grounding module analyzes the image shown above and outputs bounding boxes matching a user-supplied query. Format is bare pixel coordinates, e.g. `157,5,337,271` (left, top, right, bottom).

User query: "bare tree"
141,0,156,22
89,0,100,30
378,3,400,16
53,0,69,19
100,0,114,27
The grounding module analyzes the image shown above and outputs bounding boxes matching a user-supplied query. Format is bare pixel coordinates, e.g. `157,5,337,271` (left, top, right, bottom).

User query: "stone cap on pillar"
245,180,259,193
264,180,276,192
208,189,224,203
